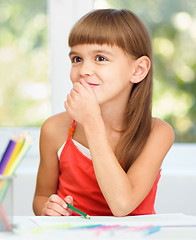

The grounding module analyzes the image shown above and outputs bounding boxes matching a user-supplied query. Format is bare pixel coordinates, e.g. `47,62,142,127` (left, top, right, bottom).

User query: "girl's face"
69,44,137,106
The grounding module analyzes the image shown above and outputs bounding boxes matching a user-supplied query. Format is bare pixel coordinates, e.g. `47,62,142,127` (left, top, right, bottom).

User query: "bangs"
68,9,152,60
68,9,128,51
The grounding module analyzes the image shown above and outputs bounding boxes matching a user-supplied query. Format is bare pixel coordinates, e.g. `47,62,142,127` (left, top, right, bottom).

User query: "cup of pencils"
0,132,32,231
0,175,13,231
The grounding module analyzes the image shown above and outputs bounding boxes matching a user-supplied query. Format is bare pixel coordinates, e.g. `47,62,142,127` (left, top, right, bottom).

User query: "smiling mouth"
87,82,100,88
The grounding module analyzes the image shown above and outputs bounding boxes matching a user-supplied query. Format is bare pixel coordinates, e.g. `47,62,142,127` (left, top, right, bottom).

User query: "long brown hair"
68,9,153,172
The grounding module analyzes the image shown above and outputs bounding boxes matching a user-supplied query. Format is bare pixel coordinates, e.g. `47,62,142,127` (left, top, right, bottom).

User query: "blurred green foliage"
1,0,196,142
0,0,50,127
97,0,196,142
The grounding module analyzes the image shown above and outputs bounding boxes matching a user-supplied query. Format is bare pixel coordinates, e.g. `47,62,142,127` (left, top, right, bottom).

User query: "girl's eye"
72,56,82,63
95,56,107,62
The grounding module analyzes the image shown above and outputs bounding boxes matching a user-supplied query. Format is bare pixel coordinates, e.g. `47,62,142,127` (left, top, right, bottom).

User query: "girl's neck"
100,101,127,133
99,84,132,132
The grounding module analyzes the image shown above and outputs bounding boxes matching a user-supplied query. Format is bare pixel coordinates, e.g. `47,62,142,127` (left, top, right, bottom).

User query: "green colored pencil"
67,203,91,219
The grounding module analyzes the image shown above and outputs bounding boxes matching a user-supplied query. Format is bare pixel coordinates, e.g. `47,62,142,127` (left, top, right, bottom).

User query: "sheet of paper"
8,214,196,240
29,213,196,228
29,215,161,239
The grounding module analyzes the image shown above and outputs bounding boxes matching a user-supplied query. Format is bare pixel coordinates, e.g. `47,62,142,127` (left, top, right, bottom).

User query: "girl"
33,9,174,217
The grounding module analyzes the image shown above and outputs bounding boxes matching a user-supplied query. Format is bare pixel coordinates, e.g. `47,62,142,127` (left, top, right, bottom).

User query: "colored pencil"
0,205,12,231
0,140,17,174
66,203,91,219
3,139,23,175
0,177,13,203
6,135,32,176
0,133,32,203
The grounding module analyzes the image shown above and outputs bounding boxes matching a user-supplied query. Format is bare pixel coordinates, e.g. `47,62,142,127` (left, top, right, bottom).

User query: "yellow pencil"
7,134,32,176
3,139,23,175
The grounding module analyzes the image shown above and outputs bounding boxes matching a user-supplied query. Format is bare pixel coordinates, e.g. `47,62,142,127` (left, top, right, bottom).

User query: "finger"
66,208,73,216
47,201,68,216
80,79,93,92
66,94,72,106
73,82,84,92
64,100,69,111
49,194,67,208
44,208,62,216
64,196,73,215
70,88,78,98
67,92,78,104
64,100,74,119
42,200,62,216
64,195,73,205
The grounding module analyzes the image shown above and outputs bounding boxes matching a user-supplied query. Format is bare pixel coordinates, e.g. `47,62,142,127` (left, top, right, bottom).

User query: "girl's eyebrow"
91,50,114,56
69,49,114,57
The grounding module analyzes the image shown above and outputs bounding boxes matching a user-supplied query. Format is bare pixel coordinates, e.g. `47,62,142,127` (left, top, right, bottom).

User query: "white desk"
1,214,196,240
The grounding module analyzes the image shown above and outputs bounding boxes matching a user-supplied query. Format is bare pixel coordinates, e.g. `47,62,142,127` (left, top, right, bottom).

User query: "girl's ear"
130,56,151,83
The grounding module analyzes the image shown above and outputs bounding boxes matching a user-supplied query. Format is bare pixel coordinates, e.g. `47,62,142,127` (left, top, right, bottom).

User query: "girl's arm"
65,80,174,217
33,115,73,216
83,117,174,217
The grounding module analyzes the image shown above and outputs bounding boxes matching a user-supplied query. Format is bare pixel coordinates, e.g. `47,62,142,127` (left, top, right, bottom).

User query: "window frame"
48,0,94,114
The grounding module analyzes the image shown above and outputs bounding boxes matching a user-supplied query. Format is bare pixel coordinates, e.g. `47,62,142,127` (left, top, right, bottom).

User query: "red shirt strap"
68,120,76,136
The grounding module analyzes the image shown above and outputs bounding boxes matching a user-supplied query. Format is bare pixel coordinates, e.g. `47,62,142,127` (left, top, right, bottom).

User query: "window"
0,0,50,127
0,0,94,127
1,0,196,142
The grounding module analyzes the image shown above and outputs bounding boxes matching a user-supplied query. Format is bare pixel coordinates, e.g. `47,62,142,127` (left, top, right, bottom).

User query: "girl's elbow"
110,200,135,217
111,207,132,217
112,211,128,217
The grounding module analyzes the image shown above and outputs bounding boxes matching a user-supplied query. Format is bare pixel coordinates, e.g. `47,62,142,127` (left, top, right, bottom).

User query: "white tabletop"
1,214,196,240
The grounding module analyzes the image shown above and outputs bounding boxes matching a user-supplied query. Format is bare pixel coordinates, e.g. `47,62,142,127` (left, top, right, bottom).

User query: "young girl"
33,9,174,217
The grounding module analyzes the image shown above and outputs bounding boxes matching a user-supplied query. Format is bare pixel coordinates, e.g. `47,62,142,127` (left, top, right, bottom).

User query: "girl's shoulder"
42,112,72,132
152,117,173,130
151,117,175,144
40,112,73,152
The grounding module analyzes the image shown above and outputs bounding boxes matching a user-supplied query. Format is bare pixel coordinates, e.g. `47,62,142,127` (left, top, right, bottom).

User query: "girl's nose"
79,61,94,77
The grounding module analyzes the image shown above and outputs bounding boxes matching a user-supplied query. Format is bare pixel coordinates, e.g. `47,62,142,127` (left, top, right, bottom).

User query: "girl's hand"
64,79,101,125
41,194,73,216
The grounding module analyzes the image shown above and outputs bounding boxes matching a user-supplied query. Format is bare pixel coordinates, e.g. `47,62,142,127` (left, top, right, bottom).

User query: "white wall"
155,143,196,216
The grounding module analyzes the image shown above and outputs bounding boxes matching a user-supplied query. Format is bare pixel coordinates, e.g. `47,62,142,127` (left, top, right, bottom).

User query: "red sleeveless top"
57,120,161,216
